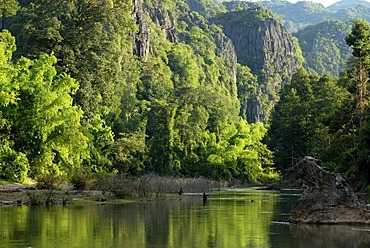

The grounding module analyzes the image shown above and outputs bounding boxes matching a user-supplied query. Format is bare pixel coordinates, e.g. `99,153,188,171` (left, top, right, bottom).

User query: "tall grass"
98,174,220,199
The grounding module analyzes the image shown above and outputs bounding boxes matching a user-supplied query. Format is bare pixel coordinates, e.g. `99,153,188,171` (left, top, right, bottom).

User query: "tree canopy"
0,0,278,184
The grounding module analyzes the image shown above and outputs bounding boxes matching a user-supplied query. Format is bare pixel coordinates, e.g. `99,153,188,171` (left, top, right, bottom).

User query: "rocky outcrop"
146,2,178,43
213,29,237,83
132,0,178,59
132,0,151,59
212,7,302,122
289,156,370,224
132,0,238,82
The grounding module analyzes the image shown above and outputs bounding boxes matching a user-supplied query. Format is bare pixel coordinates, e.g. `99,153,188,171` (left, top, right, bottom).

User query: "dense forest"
1,0,370,190
0,0,277,186
294,19,352,76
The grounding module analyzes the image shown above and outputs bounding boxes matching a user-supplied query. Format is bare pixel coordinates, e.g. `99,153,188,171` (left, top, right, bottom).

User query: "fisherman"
203,192,208,205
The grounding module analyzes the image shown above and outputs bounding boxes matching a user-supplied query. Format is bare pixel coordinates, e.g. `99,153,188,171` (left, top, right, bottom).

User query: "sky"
286,0,340,7
288,0,339,7
249,0,347,7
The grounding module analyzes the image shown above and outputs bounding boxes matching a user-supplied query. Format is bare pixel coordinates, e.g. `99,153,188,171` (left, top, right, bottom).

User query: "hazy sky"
249,1,349,7
287,0,340,7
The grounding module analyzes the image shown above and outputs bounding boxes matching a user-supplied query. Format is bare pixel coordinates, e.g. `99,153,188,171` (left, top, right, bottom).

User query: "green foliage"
11,0,137,120
199,120,274,182
168,43,204,89
184,0,226,19
0,30,18,131
1,0,278,184
345,19,370,127
12,54,88,179
0,0,19,17
0,30,29,183
260,1,332,33
333,5,370,24
346,19,370,61
0,139,29,182
295,20,352,76
254,0,370,35
215,5,274,28
0,29,89,182
268,69,348,171
108,128,147,175
236,64,260,121
0,30,16,63
70,167,95,190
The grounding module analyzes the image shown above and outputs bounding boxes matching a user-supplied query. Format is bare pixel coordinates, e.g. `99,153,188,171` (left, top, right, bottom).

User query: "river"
1,188,370,247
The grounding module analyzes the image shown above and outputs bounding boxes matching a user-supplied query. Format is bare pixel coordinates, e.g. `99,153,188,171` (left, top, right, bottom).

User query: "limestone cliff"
132,0,237,81
212,6,303,123
132,1,301,122
132,0,151,59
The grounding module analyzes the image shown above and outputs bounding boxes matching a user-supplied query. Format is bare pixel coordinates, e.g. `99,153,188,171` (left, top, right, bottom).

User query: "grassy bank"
0,175,227,206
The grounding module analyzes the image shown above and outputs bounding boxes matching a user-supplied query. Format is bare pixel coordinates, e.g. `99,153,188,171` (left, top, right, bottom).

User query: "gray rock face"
212,8,302,123
213,30,237,83
131,0,238,82
132,0,178,59
290,156,370,224
132,0,151,59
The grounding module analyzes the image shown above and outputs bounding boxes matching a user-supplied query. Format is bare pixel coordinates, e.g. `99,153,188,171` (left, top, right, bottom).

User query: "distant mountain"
247,0,370,32
254,1,333,32
332,5,370,21
328,0,370,11
294,19,352,76
184,0,226,18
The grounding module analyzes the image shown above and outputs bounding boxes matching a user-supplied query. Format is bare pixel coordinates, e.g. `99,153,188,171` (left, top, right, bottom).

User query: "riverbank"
0,175,286,207
0,182,113,206
0,183,185,206
0,175,217,206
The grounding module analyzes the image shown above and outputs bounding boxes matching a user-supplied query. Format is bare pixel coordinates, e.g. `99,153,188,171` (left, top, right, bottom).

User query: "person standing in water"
203,192,208,205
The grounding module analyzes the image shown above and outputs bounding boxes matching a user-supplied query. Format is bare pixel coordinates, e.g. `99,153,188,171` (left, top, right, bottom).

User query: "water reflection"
289,224,370,248
1,189,370,247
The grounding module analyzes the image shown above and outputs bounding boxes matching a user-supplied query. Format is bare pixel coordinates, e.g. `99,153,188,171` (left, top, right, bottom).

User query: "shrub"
26,191,43,205
44,190,57,206
36,173,64,190
103,175,138,199
70,168,93,190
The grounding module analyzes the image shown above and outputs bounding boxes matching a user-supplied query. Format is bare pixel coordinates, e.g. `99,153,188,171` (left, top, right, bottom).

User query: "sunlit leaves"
201,120,273,182
3,0,277,182
0,0,19,17
12,54,88,178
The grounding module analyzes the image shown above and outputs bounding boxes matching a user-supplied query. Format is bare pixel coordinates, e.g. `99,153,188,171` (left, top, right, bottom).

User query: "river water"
1,188,370,248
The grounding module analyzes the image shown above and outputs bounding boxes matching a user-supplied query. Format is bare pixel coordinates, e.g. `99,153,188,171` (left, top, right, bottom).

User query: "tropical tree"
0,29,28,182
268,68,348,173
11,54,89,181
0,29,88,182
0,0,19,29
345,19,370,128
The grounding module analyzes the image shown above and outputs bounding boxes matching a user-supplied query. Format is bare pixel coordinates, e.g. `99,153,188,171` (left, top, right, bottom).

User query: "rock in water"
289,156,370,224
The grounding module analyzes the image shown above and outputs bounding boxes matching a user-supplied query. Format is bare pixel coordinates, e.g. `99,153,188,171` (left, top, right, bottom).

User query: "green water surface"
1,188,370,248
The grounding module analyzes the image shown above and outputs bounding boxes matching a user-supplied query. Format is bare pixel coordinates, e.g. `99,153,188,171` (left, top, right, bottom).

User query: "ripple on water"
271,221,291,225
351,228,370,232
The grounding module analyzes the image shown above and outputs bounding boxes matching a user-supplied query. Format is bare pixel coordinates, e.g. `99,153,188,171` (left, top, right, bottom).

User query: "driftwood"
289,156,370,224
